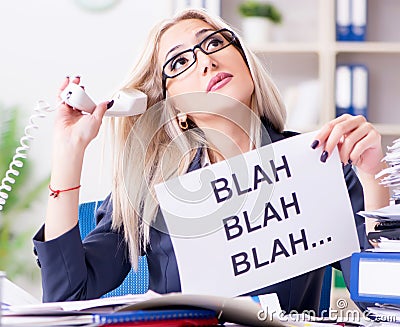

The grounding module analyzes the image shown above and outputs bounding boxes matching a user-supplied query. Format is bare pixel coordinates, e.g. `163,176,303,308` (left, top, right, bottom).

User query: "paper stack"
358,204,400,245
358,137,400,244
349,138,400,319
2,287,286,326
377,137,400,204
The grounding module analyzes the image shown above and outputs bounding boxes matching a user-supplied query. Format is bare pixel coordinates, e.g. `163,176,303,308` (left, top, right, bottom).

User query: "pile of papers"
2,290,161,326
351,138,400,323
376,137,400,202
358,204,400,221
358,137,400,245
358,204,400,245
1,279,287,327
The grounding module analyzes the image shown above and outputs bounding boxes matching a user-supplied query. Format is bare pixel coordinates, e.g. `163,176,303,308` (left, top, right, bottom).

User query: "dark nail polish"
348,159,352,165
311,140,319,149
107,100,114,109
320,151,329,163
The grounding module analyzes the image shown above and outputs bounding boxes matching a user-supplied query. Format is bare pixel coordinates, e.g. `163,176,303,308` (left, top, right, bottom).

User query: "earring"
177,113,188,130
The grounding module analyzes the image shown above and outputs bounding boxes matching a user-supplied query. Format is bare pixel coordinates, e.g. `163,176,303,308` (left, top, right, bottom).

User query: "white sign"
154,132,360,297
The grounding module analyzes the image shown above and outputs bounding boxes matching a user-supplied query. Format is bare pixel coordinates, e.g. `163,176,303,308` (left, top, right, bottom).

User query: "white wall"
0,0,173,298
0,0,174,200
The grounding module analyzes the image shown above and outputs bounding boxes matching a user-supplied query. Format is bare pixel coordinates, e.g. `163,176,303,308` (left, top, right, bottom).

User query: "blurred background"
1,0,399,310
0,0,174,299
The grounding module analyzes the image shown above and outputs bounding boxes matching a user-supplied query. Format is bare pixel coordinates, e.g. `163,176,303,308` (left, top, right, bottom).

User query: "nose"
196,50,217,75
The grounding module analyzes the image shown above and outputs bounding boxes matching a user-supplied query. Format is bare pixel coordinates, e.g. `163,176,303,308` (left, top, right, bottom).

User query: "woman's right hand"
45,76,111,241
54,76,111,150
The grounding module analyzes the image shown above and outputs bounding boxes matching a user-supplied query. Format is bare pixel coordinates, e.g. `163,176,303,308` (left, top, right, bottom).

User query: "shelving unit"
221,0,400,146
220,0,399,307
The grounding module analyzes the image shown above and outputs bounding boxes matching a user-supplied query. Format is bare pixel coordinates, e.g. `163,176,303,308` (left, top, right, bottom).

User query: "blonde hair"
110,8,287,270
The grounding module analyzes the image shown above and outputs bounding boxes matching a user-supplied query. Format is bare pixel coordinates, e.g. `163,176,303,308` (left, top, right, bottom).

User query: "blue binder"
335,65,352,117
350,251,400,305
336,0,352,41
350,0,367,41
335,64,368,118
350,64,368,118
93,309,217,325
336,0,367,41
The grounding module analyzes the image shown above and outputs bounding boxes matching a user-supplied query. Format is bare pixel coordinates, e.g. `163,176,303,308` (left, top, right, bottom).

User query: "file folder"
336,0,352,41
350,251,400,305
335,65,352,117
336,0,367,41
93,309,218,326
336,64,368,118
351,64,368,118
351,0,367,41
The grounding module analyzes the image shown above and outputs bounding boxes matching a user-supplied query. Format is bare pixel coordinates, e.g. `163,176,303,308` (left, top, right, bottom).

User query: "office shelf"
221,0,400,144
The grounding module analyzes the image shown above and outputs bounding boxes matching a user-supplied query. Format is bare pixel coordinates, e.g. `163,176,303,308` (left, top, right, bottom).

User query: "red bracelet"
49,184,81,198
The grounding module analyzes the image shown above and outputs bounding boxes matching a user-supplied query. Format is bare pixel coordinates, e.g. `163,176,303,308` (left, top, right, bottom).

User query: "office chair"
319,266,332,316
78,201,149,297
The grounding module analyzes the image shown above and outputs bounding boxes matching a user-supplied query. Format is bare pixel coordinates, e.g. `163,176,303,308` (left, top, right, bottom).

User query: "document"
4,291,285,326
5,291,160,314
2,277,40,307
2,291,160,326
155,132,360,297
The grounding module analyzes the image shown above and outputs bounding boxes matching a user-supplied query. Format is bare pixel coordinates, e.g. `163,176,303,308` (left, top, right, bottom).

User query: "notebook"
93,309,218,326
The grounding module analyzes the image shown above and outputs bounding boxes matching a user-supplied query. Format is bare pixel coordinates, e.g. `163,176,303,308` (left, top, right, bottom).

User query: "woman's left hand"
311,114,384,175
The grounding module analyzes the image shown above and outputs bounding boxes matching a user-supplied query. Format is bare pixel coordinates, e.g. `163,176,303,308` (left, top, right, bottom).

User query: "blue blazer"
33,119,371,312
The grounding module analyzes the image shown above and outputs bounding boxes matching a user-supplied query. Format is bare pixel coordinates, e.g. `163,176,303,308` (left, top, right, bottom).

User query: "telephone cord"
0,100,56,211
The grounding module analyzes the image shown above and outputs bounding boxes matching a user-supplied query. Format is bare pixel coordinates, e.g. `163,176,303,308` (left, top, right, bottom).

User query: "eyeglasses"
162,28,237,99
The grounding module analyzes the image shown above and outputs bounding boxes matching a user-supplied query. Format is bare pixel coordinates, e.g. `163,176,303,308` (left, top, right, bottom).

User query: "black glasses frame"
161,28,238,99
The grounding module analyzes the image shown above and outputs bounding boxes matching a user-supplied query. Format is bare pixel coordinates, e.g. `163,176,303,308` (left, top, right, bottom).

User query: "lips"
206,72,233,92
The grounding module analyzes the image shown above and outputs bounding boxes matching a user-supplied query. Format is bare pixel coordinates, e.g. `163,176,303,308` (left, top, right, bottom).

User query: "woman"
33,8,389,312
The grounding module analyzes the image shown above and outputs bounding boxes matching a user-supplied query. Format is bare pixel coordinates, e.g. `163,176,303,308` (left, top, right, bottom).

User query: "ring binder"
93,309,218,325
351,0,367,41
336,0,352,41
335,65,352,117
336,0,367,41
350,251,400,305
335,64,368,118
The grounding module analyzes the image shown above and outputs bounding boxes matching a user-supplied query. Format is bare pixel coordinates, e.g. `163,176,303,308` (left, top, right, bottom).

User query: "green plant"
238,1,282,24
0,103,49,278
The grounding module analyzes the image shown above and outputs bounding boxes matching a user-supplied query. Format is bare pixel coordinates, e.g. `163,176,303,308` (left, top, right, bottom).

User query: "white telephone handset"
60,83,147,117
0,82,147,210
